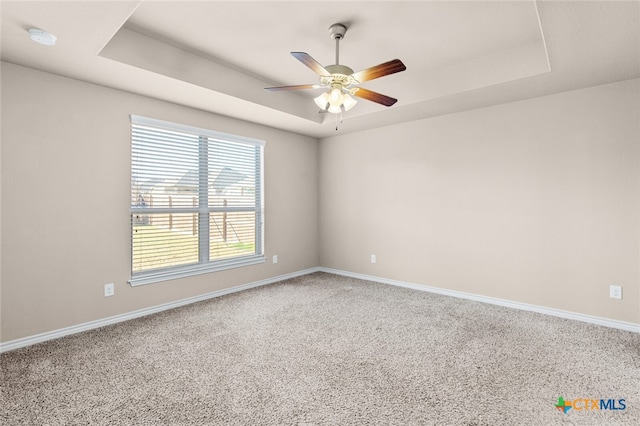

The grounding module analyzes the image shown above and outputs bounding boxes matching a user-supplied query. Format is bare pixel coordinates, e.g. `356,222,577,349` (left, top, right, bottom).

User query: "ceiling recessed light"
28,29,56,46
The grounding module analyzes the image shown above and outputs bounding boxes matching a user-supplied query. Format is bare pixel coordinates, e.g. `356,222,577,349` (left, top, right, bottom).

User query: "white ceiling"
2,1,639,138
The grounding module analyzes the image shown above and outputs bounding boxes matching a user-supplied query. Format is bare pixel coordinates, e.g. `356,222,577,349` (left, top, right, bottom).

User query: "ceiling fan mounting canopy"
328,23,347,40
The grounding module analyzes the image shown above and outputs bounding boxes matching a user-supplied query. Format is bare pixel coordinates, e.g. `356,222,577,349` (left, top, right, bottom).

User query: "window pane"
208,141,257,208
209,211,256,260
131,127,199,209
132,213,199,272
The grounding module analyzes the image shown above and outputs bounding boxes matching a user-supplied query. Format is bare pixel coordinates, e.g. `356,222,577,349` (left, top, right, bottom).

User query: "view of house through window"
130,115,265,285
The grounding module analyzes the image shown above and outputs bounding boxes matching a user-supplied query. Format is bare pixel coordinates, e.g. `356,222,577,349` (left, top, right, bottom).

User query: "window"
130,115,265,286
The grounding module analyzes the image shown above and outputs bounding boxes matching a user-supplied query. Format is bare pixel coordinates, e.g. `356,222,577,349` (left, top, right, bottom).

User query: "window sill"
128,255,266,287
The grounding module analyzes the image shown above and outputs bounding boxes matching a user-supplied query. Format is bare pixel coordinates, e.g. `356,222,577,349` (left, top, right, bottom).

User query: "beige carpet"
1,272,639,425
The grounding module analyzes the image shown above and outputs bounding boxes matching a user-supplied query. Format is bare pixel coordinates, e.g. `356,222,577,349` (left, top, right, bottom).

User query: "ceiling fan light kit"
265,22,406,127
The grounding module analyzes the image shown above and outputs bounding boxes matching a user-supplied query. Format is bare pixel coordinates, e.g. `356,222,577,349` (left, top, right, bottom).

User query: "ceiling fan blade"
352,87,398,107
264,84,319,91
291,52,331,77
351,59,406,83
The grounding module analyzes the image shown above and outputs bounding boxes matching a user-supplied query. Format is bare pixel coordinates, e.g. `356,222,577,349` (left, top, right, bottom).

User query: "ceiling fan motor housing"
326,64,354,76
322,64,357,89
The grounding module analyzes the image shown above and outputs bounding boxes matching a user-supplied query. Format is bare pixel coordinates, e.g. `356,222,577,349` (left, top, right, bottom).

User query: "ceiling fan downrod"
328,23,347,66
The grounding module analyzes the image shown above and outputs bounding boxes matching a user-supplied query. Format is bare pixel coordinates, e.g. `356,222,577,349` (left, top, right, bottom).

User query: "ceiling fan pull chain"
334,110,344,131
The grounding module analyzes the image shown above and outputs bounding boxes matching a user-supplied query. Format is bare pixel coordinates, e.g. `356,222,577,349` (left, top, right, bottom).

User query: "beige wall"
319,78,640,324
2,61,639,344
0,62,319,342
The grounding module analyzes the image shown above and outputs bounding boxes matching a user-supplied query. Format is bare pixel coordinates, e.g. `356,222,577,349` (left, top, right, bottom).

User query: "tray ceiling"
2,1,639,138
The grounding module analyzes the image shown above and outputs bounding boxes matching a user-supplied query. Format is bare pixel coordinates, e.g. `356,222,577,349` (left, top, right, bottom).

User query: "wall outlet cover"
609,285,622,300
104,283,115,297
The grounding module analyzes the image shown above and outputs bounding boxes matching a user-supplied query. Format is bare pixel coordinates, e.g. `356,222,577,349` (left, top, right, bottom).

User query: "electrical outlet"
609,285,622,300
273,255,278,264
371,254,376,264
104,283,115,297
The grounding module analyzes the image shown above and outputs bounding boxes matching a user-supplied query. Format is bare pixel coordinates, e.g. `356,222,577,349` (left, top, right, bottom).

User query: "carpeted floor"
1,272,639,425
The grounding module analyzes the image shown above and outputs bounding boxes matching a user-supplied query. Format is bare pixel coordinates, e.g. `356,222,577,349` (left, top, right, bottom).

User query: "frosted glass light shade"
314,92,330,110
342,94,357,111
329,87,343,105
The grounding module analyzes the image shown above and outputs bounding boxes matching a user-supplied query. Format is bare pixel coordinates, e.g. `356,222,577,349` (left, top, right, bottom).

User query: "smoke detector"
28,29,56,46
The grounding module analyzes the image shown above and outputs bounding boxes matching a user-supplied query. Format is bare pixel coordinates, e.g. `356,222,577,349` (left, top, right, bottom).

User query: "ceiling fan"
264,23,406,116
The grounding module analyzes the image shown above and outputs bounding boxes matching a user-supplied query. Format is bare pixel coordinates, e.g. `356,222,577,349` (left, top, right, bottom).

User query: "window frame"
129,115,265,286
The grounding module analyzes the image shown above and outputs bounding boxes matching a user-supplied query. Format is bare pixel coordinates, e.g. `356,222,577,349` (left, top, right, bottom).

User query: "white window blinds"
130,115,265,286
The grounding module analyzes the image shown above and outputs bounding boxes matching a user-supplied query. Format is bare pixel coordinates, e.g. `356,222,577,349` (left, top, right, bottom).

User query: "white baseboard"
319,267,640,333
0,267,321,353
2,266,637,353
